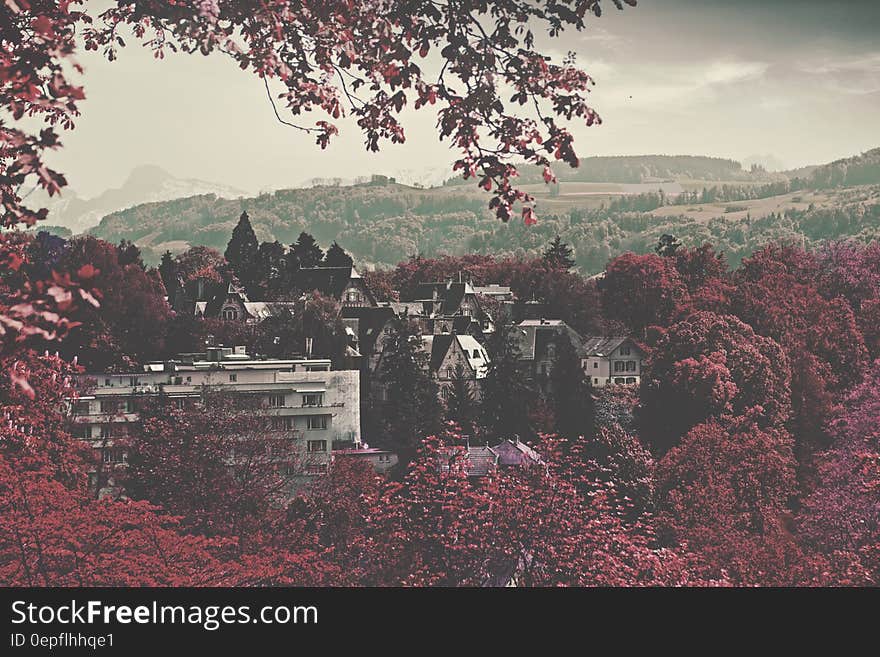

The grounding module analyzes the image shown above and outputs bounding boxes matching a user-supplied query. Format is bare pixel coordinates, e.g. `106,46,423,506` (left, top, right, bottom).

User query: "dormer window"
620,345,631,356
222,307,238,320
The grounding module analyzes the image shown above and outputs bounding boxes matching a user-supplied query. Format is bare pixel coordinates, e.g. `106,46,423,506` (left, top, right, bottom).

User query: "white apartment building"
70,346,361,490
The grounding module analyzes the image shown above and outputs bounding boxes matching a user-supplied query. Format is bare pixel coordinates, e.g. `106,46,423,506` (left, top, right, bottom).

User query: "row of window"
591,377,638,385
268,393,324,408
613,361,638,373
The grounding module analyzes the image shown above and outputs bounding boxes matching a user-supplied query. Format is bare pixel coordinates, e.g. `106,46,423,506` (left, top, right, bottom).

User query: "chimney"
305,337,314,358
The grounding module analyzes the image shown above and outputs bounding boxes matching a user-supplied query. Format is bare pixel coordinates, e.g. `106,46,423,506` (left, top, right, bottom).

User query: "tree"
254,240,288,300
550,332,593,440
444,363,477,435
376,319,442,456
798,362,880,584
324,241,354,268
3,2,635,228
122,391,301,541
654,233,682,257
542,235,576,270
656,416,802,585
640,312,792,453
480,323,532,440
602,253,690,337
224,211,259,294
158,250,178,295
291,232,325,270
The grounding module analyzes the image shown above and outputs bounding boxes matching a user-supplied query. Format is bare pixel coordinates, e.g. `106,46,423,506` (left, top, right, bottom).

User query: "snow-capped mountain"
31,164,248,234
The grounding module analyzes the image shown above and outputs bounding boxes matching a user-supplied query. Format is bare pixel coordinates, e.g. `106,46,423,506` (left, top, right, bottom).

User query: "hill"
85,149,880,273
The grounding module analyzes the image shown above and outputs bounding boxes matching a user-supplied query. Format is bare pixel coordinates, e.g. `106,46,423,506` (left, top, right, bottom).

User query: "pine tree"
480,323,532,440
324,241,354,268
254,240,287,300
445,362,476,435
291,232,324,269
377,320,442,457
542,235,576,270
550,333,594,441
655,233,682,257
225,211,259,293
158,250,177,295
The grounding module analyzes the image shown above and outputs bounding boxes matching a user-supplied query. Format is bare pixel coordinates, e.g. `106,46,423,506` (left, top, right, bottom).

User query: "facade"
71,347,362,491
293,266,376,308
515,319,587,395
580,336,644,387
402,278,495,338
422,333,490,402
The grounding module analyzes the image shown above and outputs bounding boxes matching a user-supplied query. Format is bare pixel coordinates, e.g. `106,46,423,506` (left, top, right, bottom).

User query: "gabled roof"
493,438,545,467
438,445,499,477
581,336,639,357
422,334,490,378
409,281,476,315
293,266,374,304
515,319,586,360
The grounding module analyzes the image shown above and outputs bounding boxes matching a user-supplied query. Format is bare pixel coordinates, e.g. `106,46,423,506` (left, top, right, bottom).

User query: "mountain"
31,165,248,234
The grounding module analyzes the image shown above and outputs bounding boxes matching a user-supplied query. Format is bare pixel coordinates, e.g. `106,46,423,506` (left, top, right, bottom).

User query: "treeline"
444,154,757,186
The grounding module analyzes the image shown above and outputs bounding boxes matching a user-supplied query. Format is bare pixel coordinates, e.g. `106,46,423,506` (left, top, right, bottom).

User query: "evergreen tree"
254,240,287,300
291,232,324,269
445,362,477,435
158,250,177,295
542,235,576,270
224,211,259,294
480,323,532,440
550,333,594,441
324,241,354,268
377,320,442,456
655,233,683,257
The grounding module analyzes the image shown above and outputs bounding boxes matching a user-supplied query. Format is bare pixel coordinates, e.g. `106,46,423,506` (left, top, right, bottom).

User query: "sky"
48,0,880,198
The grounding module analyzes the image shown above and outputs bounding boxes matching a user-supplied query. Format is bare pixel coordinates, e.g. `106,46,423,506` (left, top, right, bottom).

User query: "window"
104,378,111,387
446,367,454,379
268,394,285,408
101,448,125,464
614,361,626,373
302,393,323,407
540,363,548,376
271,416,294,431
305,463,328,475
307,440,327,453
626,361,636,372
626,377,636,384
593,362,598,368
620,345,631,356
614,377,626,384
307,416,328,430
74,400,91,415
173,398,186,410
229,373,237,382
594,378,599,385
100,399,117,414
128,376,139,386
99,425,113,440
378,454,391,463
222,307,238,320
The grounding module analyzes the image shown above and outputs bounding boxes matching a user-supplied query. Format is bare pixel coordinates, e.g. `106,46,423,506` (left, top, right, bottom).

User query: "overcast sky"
50,0,880,197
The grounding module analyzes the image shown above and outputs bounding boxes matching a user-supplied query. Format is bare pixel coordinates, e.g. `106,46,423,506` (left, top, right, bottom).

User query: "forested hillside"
88,151,880,272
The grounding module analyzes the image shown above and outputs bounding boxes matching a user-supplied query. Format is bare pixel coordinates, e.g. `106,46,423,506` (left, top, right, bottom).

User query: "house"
438,444,499,478
492,438,545,468
473,284,514,302
581,336,644,387
293,266,376,308
422,333,490,402
333,444,399,476
514,319,587,395
70,347,362,493
402,277,495,338
195,282,297,323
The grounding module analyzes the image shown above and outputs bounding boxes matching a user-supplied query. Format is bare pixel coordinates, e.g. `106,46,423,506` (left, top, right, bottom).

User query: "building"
332,444,399,476
422,333,490,402
70,346,362,491
515,319,587,395
473,284,514,303
195,282,297,323
580,336,644,387
402,278,495,338
492,438,545,468
293,266,376,308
